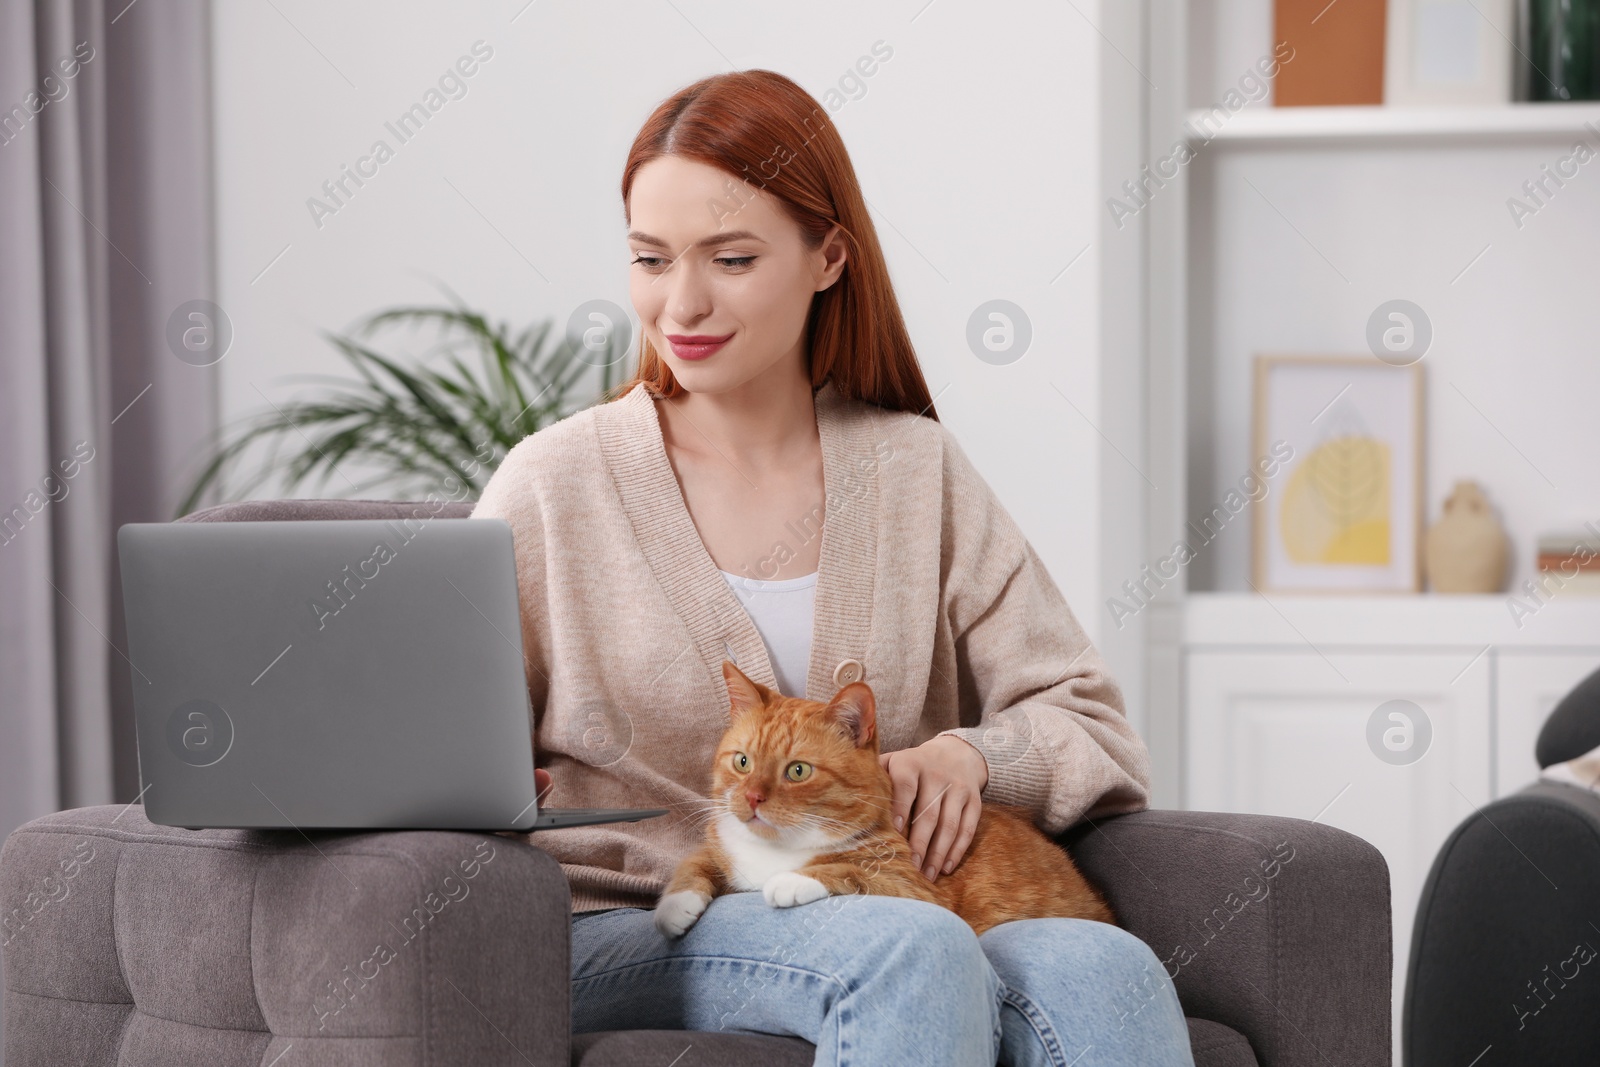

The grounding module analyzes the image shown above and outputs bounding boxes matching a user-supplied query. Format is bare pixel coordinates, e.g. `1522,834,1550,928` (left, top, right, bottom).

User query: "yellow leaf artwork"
1279,434,1391,565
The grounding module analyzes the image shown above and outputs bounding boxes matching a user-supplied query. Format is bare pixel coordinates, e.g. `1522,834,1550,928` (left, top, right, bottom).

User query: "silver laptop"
117,516,667,832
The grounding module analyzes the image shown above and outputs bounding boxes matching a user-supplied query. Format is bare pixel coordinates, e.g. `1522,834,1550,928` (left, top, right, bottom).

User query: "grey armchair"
1403,664,1600,1065
1,500,1394,1066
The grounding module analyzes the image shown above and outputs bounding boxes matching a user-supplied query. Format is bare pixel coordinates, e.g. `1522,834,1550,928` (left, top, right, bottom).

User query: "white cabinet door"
1184,650,1491,1060
1495,651,1600,798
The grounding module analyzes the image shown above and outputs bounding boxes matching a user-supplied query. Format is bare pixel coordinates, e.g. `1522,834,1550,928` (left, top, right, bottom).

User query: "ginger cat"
654,660,1116,938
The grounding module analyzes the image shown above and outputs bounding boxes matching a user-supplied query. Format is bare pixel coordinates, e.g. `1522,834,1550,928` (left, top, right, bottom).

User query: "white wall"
1187,0,1277,109
211,2,1131,710
1093,1,1162,784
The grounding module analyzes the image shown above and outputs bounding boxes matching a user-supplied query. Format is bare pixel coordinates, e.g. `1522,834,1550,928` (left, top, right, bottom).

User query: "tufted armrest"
1060,809,1392,1067
2,804,571,1066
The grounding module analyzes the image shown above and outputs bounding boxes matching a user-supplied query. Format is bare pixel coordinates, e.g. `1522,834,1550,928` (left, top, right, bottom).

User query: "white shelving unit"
1137,8,1600,1060
1181,593,1600,799
1184,102,1600,143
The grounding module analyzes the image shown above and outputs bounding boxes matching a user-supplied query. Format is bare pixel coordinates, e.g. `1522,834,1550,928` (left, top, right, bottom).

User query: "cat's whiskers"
795,810,859,832
673,797,731,832
792,810,897,851
845,792,895,814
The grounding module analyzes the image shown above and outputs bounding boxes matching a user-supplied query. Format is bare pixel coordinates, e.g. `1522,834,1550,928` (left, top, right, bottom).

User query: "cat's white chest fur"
714,811,828,891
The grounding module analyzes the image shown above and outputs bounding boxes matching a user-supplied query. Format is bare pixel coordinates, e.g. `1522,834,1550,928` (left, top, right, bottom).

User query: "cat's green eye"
785,761,812,783
731,752,750,773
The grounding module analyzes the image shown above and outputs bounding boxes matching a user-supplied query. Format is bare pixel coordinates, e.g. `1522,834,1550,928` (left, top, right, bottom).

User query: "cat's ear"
722,659,767,720
824,682,877,748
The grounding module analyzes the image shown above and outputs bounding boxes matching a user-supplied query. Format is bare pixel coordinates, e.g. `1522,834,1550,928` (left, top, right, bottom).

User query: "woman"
471,69,1193,1067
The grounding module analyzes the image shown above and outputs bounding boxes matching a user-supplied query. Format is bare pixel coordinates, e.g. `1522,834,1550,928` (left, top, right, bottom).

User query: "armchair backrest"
1538,663,1600,769
178,499,475,524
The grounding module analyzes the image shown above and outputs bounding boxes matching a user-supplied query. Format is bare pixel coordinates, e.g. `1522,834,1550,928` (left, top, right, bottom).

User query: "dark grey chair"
1,499,1395,1066
1404,664,1600,1066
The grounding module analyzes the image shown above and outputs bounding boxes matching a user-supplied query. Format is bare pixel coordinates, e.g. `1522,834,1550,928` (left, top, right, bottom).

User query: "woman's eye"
630,254,752,270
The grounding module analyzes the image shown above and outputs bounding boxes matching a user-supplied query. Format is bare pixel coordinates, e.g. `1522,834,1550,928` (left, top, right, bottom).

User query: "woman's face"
626,155,846,395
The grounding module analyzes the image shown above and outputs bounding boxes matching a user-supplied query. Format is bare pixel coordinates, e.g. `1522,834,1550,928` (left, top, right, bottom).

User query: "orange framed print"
1252,355,1424,593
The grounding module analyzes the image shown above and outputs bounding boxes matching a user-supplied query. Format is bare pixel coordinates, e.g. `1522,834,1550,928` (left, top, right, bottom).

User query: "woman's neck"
655,369,819,468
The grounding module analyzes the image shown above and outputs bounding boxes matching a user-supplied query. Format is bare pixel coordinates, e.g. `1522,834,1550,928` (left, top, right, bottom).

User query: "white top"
718,568,818,698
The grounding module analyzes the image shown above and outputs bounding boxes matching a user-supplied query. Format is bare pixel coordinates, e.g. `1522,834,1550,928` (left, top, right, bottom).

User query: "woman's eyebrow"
627,229,768,249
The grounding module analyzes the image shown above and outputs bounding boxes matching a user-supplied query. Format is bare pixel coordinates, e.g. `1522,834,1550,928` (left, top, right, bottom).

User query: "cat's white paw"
762,871,830,909
654,889,711,938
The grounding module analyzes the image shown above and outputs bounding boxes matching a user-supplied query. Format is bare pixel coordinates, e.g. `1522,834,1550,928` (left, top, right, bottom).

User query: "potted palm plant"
178,290,631,518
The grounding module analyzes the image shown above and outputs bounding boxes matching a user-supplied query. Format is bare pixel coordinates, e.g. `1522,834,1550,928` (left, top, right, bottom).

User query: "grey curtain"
0,0,215,1043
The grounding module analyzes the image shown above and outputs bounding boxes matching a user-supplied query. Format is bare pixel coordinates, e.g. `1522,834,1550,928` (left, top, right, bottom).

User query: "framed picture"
1385,0,1514,106
1252,356,1424,593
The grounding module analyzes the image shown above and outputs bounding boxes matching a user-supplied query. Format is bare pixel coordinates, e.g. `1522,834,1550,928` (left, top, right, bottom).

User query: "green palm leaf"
176,289,632,518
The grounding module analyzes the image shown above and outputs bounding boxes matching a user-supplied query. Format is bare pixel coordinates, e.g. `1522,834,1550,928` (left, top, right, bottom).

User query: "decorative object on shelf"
1385,0,1514,105
1273,0,1387,106
1252,355,1424,592
1535,526,1600,595
1423,481,1509,592
1527,0,1600,101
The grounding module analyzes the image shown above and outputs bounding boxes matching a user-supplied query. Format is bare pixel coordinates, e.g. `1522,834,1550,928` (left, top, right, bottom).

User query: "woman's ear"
814,222,849,293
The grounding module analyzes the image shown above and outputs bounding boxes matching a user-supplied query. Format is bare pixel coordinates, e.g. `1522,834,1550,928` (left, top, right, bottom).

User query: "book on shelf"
1273,0,1386,106
1536,524,1600,594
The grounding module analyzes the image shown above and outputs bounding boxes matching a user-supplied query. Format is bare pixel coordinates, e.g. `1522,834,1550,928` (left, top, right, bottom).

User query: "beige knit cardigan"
468,378,1152,914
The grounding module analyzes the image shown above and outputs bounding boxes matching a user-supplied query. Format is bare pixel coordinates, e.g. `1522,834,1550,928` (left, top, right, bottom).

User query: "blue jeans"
570,890,1194,1067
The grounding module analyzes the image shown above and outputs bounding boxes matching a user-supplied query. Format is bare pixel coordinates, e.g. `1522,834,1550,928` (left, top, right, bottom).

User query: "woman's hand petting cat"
879,735,989,883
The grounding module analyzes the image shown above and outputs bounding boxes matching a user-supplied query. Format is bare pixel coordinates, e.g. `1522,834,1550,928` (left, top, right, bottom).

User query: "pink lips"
666,333,732,361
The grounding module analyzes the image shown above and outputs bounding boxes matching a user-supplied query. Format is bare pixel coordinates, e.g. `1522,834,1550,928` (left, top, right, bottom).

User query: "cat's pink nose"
745,791,764,810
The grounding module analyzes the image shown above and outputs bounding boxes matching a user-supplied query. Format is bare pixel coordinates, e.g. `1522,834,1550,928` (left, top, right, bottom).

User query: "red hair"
610,69,939,421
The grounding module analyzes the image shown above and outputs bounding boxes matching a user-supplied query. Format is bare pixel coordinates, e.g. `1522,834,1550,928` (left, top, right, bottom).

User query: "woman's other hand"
535,767,552,802
878,735,989,883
